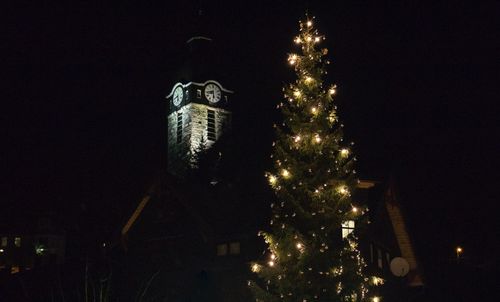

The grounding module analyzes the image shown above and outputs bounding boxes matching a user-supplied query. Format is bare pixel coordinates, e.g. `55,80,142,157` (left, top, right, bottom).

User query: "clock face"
204,83,222,103
173,86,183,107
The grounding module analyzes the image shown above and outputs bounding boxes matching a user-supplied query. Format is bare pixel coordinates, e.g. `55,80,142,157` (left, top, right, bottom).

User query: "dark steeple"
176,5,226,84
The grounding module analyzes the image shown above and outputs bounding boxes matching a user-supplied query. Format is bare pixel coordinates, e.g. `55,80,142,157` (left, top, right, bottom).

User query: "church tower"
166,34,233,176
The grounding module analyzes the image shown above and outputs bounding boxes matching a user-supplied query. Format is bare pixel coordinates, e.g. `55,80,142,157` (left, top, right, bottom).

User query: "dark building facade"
0,213,66,276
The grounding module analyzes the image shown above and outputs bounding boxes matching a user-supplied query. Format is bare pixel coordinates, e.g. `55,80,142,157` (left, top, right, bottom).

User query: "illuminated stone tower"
166,36,233,176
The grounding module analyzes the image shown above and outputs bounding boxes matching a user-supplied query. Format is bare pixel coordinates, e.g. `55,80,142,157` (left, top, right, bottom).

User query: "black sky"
3,0,499,281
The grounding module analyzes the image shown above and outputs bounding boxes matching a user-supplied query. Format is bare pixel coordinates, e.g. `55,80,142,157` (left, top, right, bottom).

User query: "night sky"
3,0,499,289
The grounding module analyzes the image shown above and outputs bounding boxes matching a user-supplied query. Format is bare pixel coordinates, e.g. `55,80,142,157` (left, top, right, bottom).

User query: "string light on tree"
249,15,373,302
329,86,337,95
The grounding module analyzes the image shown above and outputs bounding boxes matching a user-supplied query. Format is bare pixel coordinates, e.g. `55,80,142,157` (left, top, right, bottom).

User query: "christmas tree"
249,17,378,302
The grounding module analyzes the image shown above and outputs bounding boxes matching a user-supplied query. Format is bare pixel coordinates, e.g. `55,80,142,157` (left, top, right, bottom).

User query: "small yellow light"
270,254,276,260
329,88,336,95
251,263,261,272
314,134,321,143
305,76,313,83
306,36,312,42
352,206,358,213
371,276,385,286
294,135,301,142
269,175,277,184
282,169,290,178
339,186,349,195
311,107,317,114
295,37,302,44
0,249,4,253
372,297,381,302
314,36,320,42
296,243,302,249
307,20,312,27
340,148,349,157
456,247,462,253
293,90,301,98
268,261,275,267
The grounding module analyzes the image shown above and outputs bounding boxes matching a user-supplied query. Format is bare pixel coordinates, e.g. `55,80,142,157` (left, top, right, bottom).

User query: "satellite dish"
390,257,410,277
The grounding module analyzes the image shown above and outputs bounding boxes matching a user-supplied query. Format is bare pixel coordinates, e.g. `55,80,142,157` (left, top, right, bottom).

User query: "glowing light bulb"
282,169,290,178
270,254,276,260
329,88,336,95
289,54,297,65
268,175,277,184
372,297,380,302
306,36,312,42
295,37,302,44
340,148,349,157
314,134,321,143
352,206,358,213
371,276,385,286
294,135,301,142
307,20,312,27
311,107,317,114
293,90,301,98
305,76,313,83
339,186,349,195
296,243,302,249
251,263,261,272
268,261,275,267
314,36,320,42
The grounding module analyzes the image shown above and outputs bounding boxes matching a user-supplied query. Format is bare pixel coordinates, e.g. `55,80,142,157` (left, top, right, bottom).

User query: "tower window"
207,109,216,141
341,220,355,239
1,237,7,247
176,112,183,144
370,243,374,263
14,237,21,247
197,89,201,98
377,248,383,268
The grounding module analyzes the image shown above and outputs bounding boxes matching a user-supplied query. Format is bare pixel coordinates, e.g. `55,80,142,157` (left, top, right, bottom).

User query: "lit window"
11,266,20,274
176,112,183,144
14,237,21,247
216,244,227,256
341,220,355,238
207,109,216,141
197,89,202,98
1,237,7,247
229,242,240,255
377,248,383,268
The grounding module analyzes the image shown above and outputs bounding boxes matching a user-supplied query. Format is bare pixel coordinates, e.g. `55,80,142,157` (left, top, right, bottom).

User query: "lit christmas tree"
249,17,379,302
